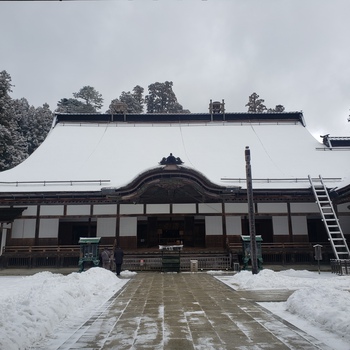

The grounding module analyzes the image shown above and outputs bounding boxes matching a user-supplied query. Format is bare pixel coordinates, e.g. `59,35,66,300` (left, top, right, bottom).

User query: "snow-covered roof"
0,112,349,193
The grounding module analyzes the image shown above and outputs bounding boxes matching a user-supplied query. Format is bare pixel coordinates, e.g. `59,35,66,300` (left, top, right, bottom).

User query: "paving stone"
54,272,332,350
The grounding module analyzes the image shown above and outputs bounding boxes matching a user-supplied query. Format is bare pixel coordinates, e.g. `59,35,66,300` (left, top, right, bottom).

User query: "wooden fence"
227,242,334,265
330,259,350,275
1,242,334,269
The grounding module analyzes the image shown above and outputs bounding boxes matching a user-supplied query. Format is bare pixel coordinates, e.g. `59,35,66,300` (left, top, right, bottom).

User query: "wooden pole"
245,146,259,274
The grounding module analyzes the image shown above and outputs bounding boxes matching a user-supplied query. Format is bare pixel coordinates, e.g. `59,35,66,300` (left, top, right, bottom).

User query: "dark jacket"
114,248,124,265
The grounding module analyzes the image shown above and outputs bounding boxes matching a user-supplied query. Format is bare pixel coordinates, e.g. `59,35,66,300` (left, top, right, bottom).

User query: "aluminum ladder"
309,175,350,259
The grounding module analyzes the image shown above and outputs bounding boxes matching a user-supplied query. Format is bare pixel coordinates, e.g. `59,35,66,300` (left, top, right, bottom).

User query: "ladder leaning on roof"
308,175,350,260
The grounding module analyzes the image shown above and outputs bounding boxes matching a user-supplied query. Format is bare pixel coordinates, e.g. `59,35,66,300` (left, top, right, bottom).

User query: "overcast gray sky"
2,0,350,139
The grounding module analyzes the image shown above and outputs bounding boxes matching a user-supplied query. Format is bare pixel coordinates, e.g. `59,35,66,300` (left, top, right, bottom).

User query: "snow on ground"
215,269,350,350
0,268,134,350
1,268,350,349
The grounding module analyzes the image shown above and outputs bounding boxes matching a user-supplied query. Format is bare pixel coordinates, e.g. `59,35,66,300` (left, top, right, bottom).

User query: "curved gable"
102,163,240,204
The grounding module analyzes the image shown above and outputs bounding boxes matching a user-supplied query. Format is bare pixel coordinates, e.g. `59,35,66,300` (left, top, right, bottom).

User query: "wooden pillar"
34,205,40,245
222,202,227,249
116,203,120,244
245,146,258,275
287,202,293,242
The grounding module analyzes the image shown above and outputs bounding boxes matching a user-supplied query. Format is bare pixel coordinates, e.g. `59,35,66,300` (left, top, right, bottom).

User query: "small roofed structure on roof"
321,134,350,148
0,107,349,269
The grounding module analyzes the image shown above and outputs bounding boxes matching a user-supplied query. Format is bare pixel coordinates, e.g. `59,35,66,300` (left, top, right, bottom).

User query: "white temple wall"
224,203,248,213
291,216,308,235
272,216,289,235
146,204,170,214
97,218,116,237
290,203,318,213
12,219,36,238
225,216,242,235
39,219,59,238
199,203,221,214
120,204,143,215
94,204,117,215
119,217,137,237
258,203,288,214
173,204,196,214
5,200,332,243
66,205,91,216
40,205,64,216
205,216,223,235
18,206,37,216
1,224,10,255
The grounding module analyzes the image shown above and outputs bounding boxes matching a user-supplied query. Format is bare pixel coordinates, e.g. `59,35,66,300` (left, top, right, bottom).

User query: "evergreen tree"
56,86,103,113
23,102,53,154
0,71,54,171
0,71,27,171
107,98,125,114
145,81,189,113
119,90,143,113
0,70,13,128
12,98,53,161
73,86,103,111
267,105,285,113
246,92,267,113
273,104,285,112
56,98,96,113
132,85,144,112
107,85,144,114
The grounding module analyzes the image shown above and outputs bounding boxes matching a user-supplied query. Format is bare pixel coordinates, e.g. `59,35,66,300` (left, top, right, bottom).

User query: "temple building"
0,107,349,267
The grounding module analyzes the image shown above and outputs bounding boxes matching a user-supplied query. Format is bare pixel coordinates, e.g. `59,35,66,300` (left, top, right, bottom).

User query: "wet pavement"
54,272,331,350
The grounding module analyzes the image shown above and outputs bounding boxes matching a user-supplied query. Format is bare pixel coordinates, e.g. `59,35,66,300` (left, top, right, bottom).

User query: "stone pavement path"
57,272,331,350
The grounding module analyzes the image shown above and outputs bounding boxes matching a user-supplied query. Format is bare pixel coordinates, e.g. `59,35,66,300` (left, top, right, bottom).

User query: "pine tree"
107,85,144,114
145,81,188,113
246,93,267,113
73,86,103,111
274,105,285,112
132,85,144,112
56,98,95,113
119,89,143,113
56,86,104,113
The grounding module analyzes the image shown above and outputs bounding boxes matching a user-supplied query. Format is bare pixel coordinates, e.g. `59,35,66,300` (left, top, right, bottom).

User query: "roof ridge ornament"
159,153,184,165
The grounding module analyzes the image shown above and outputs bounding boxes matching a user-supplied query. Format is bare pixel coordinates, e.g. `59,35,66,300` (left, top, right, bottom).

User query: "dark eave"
54,111,305,126
0,207,27,222
0,187,315,206
321,135,350,148
331,183,350,204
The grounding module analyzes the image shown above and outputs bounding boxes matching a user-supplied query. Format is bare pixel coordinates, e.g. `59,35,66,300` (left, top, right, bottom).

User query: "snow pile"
1,268,350,349
286,286,350,340
0,268,128,350
227,268,350,290
219,269,350,342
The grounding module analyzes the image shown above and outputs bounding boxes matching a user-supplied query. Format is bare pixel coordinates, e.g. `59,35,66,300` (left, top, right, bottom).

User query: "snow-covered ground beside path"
0,268,350,349
0,268,134,350
215,269,350,350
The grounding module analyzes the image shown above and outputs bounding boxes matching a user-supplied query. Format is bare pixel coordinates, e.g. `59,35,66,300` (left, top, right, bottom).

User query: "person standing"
114,246,124,276
101,247,111,270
